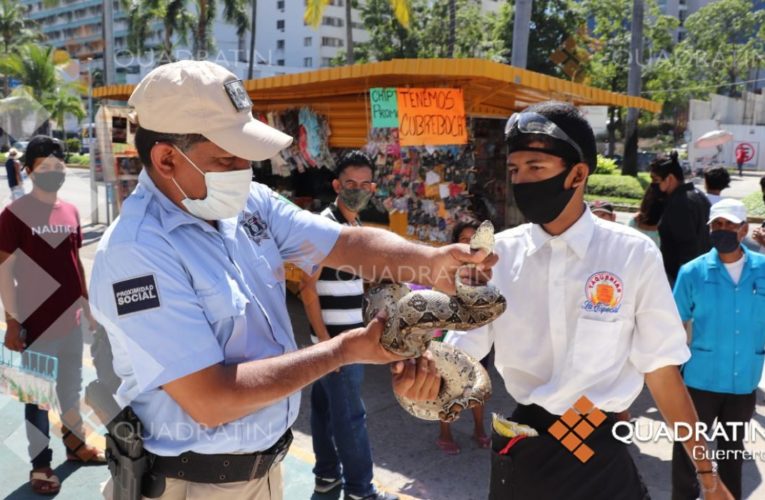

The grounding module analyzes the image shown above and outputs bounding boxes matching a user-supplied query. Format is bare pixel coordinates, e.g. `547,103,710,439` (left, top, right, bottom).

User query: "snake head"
470,220,495,254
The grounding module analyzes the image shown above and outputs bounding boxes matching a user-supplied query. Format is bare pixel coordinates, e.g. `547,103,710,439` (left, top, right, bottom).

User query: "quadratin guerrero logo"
548,396,607,463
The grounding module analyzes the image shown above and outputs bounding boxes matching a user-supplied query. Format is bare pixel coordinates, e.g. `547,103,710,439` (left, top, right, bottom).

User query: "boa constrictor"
362,221,507,422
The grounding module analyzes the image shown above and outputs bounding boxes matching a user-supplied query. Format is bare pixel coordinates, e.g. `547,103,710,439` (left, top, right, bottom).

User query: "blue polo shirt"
673,246,765,394
90,170,341,456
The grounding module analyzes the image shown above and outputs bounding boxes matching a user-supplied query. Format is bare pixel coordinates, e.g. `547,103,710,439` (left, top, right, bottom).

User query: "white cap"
708,199,747,225
128,60,292,161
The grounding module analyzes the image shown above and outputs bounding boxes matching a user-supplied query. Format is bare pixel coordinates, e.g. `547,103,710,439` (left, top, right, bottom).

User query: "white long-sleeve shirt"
446,209,690,415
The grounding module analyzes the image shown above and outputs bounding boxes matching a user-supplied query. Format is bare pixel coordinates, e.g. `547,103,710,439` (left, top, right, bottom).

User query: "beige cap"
128,60,292,161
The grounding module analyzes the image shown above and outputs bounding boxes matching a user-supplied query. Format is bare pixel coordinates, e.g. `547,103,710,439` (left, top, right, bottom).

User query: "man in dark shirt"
0,136,104,495
5,148,23,200
650,153,712,285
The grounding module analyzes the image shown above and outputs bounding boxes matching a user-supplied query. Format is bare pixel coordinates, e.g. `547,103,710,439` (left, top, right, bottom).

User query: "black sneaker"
344,491,399,500
315,476,342,494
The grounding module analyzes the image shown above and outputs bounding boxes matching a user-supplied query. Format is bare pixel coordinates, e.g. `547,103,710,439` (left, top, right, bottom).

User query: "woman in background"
628,183,664,247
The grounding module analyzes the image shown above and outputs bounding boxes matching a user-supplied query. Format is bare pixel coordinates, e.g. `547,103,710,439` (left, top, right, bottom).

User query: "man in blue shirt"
91,61,492,500
672,199,765,500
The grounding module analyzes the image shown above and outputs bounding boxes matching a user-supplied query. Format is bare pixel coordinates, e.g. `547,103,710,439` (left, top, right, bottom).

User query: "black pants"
489,404,649,500
671,388,756,500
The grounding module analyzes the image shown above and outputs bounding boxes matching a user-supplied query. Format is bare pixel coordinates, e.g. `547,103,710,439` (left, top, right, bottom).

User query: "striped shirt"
311,203,364,343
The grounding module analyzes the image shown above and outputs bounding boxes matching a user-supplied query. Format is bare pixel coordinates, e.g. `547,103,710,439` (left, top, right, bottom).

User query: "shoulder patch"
112,274,161,316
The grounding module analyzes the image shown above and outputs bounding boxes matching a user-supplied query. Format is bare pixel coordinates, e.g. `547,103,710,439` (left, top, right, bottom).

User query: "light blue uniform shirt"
90,170,341,456
673,246,765,394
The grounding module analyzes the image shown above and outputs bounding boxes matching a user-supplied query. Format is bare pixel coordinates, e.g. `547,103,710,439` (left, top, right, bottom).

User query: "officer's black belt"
150,429,292,484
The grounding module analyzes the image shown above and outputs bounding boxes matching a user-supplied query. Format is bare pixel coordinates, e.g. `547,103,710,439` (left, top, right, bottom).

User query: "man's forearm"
170,336,349,427
323,226,436,285
645,365,714,472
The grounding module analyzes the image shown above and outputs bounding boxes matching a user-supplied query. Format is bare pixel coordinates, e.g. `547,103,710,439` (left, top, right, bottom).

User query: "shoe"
315,476,342,493
345,491,399,500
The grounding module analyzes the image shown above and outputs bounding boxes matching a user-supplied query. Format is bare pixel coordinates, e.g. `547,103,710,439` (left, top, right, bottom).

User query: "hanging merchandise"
259,107,335,176
364,127,478,244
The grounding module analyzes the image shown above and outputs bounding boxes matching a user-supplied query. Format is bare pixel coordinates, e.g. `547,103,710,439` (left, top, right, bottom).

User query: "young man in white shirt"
446,101,732,500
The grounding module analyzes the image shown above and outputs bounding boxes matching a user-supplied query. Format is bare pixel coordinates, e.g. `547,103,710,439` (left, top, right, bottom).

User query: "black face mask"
512,169,575,224
32,170,66,193
710,229,740,254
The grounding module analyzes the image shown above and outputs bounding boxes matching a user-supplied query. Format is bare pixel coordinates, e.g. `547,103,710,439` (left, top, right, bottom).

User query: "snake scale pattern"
363,221,507,422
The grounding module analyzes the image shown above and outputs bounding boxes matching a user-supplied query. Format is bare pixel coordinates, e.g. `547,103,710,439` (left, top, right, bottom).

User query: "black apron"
489,404,650,500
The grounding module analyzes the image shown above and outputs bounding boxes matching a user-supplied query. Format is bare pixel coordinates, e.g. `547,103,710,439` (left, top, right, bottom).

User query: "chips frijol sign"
397,88,467,146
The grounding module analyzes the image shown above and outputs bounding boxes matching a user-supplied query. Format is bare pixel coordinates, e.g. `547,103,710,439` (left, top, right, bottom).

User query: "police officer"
90,61,484,500
446,101,733,500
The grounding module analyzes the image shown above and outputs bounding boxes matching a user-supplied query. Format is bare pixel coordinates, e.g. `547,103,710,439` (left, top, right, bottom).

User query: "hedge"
742,191,765,218
586,174,645,200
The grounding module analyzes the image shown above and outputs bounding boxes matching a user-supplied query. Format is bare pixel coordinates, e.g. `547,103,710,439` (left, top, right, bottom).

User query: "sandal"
473,434,491,449
30,468,61,495
63,427,106,464
436,438,460,455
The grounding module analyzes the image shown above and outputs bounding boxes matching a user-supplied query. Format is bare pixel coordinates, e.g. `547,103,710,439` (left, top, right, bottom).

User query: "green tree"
418,0,502,59
492,0,585,77
0,44,82,135
0,0,42,97
43,86,86,144
122,0,195,63
193,0,249,59
679,0,765,98
582,0,678,156
0,44,63,102
305,0,411,65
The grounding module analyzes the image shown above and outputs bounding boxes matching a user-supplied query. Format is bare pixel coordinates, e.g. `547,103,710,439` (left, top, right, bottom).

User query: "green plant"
66,153,89,166
595,154,618,175
586,174,644,199
65,138,81,153
742,191,765,218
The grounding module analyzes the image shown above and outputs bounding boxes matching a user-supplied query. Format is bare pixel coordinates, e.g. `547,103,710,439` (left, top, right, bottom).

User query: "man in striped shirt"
300,151,397,500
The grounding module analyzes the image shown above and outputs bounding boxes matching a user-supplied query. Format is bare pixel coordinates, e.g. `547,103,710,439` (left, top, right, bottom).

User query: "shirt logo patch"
242,211,270,245
583,271,623,314
112,274,161,316
224,80,253,112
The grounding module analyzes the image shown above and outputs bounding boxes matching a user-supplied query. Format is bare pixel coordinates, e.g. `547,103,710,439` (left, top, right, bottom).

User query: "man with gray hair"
90,60,493,499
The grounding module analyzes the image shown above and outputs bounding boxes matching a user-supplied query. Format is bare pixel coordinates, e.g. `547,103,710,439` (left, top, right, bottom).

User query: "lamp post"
86,57,99,225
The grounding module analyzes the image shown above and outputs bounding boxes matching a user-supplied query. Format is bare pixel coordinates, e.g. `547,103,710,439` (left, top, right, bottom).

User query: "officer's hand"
429,244,498,294
339,314,405,366
391,353,441,401
3,320,25,352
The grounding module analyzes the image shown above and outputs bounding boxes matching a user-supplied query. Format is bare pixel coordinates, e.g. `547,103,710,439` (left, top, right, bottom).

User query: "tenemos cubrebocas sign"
369,87,468,146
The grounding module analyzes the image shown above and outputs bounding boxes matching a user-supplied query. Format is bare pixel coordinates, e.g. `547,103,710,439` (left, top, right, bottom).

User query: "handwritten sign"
370,88,399,128
397,88,467,146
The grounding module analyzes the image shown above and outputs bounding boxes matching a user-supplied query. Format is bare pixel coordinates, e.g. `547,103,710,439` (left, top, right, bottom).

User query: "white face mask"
172,146,252,220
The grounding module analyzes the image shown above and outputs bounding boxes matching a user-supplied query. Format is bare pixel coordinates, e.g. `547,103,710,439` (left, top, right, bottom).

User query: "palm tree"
0,44,77,134
194,0,249,60
0,45,63,102
0,0,41,96
304,0,411,65
43,86,86,145
122,0,195,64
